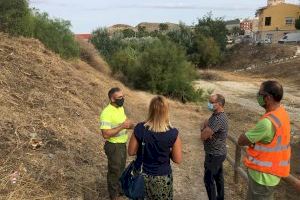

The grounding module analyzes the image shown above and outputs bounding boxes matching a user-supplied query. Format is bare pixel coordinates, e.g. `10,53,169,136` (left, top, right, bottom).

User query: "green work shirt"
245,118,281,186
99,104,128,143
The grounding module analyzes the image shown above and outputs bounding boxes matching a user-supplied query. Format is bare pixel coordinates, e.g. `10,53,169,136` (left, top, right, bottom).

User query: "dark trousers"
104,141,127,200
204,154,226,200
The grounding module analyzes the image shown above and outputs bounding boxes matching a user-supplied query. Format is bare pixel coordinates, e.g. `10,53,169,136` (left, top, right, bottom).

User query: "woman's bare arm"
171,136,182,164
128,133,139,156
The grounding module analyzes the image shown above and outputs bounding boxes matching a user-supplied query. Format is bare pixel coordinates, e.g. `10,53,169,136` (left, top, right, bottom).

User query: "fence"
226,134,299,190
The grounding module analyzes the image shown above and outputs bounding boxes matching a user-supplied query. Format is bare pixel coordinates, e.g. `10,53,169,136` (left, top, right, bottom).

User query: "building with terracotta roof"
75,34,92,41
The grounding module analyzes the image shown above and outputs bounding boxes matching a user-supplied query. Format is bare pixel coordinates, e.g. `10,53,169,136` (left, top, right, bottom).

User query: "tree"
32,11,79,59
122,28,136,38
150,30,160,37
167,23,193,52
189,34,221,68
230,26,244,36
133,39,199,101
137,25,149,37
90,28,122,61
0,0,34,36
159,23,169,32
110,46,138,76
195,13,228,51
295,18,300,30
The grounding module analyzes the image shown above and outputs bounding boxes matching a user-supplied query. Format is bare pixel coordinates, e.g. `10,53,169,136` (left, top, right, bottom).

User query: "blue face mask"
207,102,214,112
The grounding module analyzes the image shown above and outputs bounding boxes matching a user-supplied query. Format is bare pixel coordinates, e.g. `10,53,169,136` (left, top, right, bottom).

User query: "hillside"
0,33,213,200
107,22,180,34
136,22,180,32
0,32,158,199
1,32,298,200
221,44,297,71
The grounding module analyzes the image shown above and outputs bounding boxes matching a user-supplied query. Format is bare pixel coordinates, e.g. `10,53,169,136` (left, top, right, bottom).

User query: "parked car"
227,38,234,44
278,32,300,44
242,35,252,43
256,38,271,45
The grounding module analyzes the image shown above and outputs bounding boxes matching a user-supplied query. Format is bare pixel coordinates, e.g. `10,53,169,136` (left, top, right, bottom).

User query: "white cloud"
87,2,255,11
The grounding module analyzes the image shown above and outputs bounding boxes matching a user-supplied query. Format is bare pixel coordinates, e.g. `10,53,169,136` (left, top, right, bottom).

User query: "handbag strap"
139,125,146,173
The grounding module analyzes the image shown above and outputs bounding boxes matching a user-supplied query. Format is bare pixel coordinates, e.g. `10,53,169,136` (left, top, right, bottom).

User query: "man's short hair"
215,94,225,107
261,80,283,102
108,87,121,100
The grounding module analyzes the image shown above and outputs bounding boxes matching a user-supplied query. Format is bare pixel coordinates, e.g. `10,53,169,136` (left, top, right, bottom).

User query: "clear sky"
29,0,299,33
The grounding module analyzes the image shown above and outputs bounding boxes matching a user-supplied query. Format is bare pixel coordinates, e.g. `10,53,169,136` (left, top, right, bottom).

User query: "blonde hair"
144,96,171,132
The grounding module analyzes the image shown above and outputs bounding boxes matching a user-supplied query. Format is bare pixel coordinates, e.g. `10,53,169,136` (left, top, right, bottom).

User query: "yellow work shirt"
99,104,128,143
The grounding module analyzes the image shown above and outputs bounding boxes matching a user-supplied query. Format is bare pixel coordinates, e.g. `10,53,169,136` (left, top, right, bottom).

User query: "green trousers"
104,141,127,200
247,174,276,200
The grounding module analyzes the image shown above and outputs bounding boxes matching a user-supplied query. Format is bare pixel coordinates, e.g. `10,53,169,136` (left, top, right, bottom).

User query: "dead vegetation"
221,44,297,70
0,32,149,199
243,57,300,86
0,32,213,200
76,38,111,75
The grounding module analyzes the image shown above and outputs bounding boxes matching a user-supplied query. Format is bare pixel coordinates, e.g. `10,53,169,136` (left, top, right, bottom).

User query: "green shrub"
110,39,204,102
0,0,34,36
195,13,228,51
90,28,123,61
0,0,79,59
167,23,193,52
110,47,138,75
32,12,79,59
122,28,136,38
189,34,221,68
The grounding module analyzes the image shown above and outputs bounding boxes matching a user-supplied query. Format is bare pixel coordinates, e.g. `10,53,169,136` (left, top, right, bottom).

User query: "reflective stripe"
116,129,127,137
248,156,272,167
279,160,290,167
111,124,122,128
254,136,290,152
100,121,127,137
268,114,282,128
100,121,113,127
254,144,290,152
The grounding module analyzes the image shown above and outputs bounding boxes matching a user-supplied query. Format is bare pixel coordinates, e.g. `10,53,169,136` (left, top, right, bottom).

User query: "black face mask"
115,98,124,107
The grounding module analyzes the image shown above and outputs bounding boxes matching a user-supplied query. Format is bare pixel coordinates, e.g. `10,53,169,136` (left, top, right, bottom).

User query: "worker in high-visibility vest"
99,87,134,200
238,80,291,200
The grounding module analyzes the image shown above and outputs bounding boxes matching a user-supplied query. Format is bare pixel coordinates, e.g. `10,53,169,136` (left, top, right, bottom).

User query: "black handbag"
120,131,145,199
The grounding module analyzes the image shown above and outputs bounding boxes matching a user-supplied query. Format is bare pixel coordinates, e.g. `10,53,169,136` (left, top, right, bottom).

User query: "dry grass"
76,39,111,75
221,44,297,70
0,32,147,199
243,57,300,86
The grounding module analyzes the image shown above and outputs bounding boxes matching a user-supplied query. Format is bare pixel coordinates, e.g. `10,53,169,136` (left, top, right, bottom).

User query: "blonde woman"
128,96,182,200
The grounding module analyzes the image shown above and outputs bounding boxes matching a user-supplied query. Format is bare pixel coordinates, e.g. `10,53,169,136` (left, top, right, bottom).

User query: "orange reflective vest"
244,106,291,177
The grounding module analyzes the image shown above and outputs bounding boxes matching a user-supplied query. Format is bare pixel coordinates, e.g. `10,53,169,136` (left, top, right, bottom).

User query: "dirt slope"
0,33,219,200
221,44,297,71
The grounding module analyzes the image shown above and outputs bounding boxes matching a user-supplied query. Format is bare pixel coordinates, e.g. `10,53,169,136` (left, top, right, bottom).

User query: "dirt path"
171,105,208,200
129,95,210,200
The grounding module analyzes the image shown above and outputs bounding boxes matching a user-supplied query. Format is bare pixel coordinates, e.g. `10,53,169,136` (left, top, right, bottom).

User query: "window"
265,17,271,26
285,17,294,25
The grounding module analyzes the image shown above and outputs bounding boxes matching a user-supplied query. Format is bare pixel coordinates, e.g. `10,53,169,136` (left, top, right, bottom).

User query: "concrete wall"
257,30,300,43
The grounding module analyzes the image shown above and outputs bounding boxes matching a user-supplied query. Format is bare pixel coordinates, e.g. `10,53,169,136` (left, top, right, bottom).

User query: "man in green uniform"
100,87,134,200
241,117,280,199
238,80,290,200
